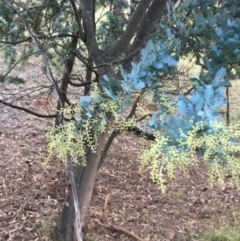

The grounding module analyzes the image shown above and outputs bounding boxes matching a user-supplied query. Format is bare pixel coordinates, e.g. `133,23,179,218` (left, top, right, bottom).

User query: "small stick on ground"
94,219,145,241
103,194,110,221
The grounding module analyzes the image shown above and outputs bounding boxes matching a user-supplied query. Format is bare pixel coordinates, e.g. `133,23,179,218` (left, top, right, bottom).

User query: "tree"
1,0,240,240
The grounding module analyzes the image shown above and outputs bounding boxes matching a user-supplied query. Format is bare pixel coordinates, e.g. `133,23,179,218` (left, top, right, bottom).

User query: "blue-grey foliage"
78,0,240,162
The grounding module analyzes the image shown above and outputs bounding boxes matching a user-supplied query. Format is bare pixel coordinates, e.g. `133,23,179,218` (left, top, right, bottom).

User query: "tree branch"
127,126,155,140
105,0,153,60
0,34,80,45
98,129,120,170
79,0,101,62
0,37,32,44
55,32,79,125
126,90,145,120
69,0,85,41
0,99,57,118
123,0,168,71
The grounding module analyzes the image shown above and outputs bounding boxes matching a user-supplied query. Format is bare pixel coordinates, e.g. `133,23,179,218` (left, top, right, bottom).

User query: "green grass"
200,225,240,241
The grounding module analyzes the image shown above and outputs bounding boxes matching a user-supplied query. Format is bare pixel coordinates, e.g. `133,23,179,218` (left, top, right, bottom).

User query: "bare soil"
1,82,240,241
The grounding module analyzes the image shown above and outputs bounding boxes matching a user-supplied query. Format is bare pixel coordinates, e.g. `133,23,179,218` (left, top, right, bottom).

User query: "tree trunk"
58,125,111,241
57,1,169,239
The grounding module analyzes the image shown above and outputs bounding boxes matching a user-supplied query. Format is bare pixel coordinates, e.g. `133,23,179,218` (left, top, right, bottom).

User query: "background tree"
1,0,240,240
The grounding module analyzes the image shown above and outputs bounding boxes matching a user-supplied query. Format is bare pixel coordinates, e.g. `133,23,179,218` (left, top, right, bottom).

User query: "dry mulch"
0,81,240,241
86,134,240,241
